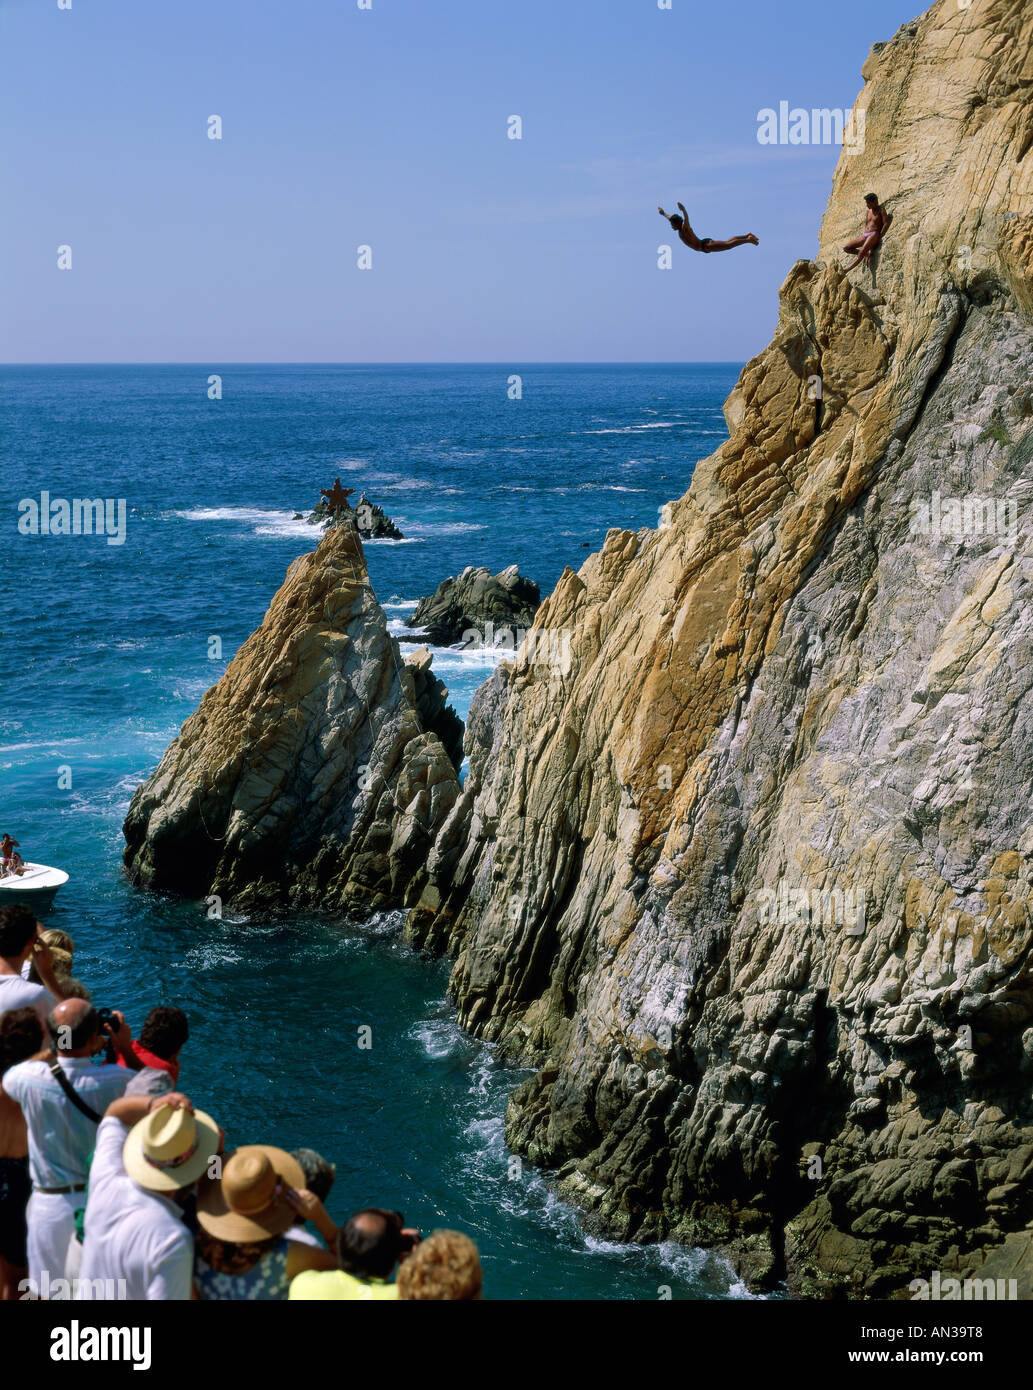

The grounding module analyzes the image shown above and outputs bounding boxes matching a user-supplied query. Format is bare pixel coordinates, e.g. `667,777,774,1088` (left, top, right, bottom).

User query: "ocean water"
0,362,751,1300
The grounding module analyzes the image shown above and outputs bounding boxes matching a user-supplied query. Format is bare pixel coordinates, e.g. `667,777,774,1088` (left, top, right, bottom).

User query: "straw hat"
196,1145,305,1242
123,1102,221,1193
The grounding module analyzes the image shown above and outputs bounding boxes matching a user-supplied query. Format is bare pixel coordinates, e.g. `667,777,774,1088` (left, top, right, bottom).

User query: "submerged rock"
408,565,540,646
123,521,461,913
407,1,1033,1297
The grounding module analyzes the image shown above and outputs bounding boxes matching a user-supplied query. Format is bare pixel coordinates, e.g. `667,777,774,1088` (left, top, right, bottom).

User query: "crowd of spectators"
0,903,483,1301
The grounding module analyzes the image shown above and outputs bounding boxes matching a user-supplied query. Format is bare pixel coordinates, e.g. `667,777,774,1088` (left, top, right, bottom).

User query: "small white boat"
0,863,69,911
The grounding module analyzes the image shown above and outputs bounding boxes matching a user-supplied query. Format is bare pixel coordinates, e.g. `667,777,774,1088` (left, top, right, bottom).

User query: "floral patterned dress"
194,1236,291,1301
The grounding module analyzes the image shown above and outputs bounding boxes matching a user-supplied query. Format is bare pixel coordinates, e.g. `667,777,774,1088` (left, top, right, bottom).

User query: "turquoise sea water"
1,363,754,1300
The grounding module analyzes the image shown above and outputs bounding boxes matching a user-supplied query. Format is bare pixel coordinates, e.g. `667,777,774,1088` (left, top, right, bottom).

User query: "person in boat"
0,837,25,878
843,192,889,270
658,202,759,254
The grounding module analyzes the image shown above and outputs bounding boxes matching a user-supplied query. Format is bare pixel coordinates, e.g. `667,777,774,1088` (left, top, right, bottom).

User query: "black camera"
96,1007,120,1030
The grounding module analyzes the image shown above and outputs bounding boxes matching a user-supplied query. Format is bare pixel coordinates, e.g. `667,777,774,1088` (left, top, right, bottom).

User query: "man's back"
289,1268,398,1300
0,975,54,1029
0,1087,28,1159
3,1056,128,1187
78,1116,192,1300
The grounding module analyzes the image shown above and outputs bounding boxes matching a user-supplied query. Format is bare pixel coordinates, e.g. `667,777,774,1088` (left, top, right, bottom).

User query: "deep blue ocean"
0,362,752,1300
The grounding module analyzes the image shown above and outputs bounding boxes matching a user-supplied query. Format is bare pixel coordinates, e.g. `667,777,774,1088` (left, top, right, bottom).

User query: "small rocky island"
294,478,404,540
407,565,541,646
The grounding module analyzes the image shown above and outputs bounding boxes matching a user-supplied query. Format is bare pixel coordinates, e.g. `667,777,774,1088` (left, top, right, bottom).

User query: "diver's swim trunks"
700,238,713,253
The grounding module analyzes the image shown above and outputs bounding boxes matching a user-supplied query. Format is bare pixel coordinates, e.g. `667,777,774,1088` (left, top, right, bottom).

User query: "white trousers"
26,1190,80,1295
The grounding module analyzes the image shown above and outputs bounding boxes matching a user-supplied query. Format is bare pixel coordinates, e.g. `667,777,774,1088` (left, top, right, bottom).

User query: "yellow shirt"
289,1269,398,1301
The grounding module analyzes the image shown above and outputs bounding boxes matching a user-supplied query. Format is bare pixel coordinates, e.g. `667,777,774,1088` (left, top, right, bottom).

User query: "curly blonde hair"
397,1230,482,1301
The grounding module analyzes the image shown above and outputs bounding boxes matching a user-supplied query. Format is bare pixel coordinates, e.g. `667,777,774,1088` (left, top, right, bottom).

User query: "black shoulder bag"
48,1060,102,1124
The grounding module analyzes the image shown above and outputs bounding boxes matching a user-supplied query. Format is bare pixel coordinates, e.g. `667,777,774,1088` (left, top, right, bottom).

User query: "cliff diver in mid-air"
658,201,759,254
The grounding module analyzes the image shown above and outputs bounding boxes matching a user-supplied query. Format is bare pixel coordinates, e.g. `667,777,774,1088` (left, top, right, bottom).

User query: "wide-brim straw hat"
123,1102,221,1193
196,1145,305,1242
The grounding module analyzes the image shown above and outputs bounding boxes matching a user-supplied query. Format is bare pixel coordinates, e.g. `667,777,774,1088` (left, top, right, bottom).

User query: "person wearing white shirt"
0,905,70,1029
3,999,131,1295
78,1090,221,1301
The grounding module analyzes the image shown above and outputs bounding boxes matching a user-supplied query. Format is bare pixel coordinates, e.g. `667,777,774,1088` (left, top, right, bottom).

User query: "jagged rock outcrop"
408,0,1033,1297
354,493,404,540
123,521,461,912
403,647,465,771
305,490,404,540
408,565,541,646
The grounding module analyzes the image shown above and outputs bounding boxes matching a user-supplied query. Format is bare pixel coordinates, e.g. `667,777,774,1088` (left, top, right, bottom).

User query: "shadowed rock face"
404,647,465,771
408,0,1033,1295
123,522,461,914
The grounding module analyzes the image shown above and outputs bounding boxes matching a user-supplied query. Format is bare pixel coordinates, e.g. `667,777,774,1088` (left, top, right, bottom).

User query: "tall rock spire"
123,520,461,913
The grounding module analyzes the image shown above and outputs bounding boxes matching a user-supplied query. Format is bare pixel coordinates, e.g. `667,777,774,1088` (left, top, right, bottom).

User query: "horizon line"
0,359,747,368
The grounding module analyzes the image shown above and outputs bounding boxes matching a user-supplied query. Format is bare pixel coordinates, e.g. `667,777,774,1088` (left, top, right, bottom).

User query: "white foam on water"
366,909,408,936
253,519,322,538
0,740,86,754
177,507,319,540
425,645,513,674
184,940,245,970
538,484,645,495
411,1016,472,1061
401,520,482,536
583,423,687,434
411,1011,767,1299
575,484,644,493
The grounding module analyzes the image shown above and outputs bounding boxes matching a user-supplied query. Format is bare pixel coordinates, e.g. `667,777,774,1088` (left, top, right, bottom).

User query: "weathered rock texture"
408,0,1033,1297
123,521,461,912
404,647,465,771
408,565,541,646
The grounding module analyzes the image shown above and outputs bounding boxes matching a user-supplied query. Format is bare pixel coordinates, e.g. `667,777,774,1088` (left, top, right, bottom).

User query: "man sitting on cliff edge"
844,192,889,270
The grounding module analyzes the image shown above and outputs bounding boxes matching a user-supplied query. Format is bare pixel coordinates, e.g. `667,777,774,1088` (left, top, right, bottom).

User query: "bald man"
3,999,130,1296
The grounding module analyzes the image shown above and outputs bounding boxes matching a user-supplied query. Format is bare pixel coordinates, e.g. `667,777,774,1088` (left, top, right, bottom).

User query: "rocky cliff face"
408,0,1033,1295
123,521,461,913
409,565,541,646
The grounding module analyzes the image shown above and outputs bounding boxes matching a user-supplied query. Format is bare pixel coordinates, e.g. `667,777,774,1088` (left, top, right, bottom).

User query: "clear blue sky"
1,0,923,363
